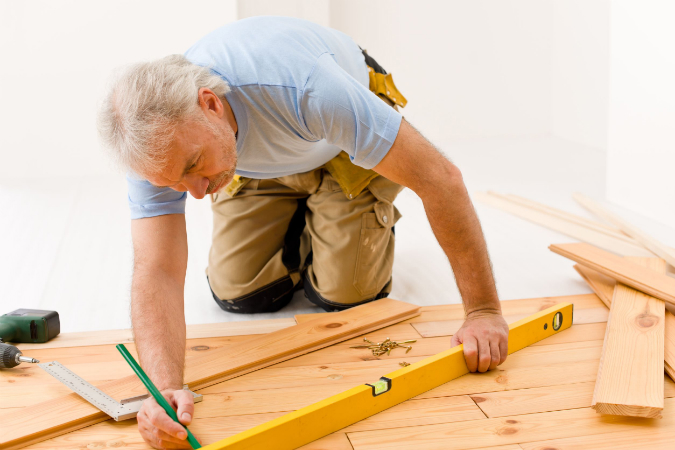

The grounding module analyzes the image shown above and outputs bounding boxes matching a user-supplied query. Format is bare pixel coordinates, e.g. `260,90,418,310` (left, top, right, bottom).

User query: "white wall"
330,0,554,145
606,0,675,227
238,0,330,27
0,0,237,181
551,0,609,150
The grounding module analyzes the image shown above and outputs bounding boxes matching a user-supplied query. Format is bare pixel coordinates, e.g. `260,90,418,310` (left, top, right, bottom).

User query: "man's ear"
198,88,224,118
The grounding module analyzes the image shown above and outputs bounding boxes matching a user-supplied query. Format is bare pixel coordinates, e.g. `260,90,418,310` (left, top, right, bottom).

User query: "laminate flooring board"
400,293,605,325
16,318,296,351
550,243,675,305
0,298,419,450
591,257,666,418
347,398,675,450
297,433,354,450
474,192,652,257
412,307,609,338
520,424,675,450
339,396,486,433
573,193,675,268
473,377,675,418
411,342,603,400
199,357,429,396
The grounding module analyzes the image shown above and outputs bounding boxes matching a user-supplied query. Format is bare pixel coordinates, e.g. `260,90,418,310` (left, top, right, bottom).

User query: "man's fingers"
499,333,508,365
154,427,192,447
462,335,478,372
477,337,491,373
488,339,500,371
148,407,188,439
451,332,461,347
173,389,195,425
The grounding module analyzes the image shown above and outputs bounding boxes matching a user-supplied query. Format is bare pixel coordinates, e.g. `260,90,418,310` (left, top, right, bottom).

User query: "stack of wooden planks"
478,190,675,419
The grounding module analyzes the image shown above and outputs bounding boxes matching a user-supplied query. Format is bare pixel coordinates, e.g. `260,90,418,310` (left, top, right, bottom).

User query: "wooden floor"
4,293,675,450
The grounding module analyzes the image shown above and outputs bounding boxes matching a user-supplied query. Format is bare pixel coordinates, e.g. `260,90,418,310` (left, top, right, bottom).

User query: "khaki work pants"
207,169,403,313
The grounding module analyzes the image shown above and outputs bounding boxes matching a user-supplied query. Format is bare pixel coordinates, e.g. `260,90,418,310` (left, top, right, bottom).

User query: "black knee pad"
302,270,390,312
208,275,295,314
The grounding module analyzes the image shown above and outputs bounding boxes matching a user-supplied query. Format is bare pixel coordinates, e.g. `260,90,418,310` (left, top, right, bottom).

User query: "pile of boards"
478,191,675,418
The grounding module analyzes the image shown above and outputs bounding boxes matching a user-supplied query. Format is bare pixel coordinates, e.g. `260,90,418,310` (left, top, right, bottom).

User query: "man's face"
144,116,237,200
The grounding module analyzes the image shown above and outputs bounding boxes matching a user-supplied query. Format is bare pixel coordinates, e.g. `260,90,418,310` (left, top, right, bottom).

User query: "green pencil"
116,344,201,449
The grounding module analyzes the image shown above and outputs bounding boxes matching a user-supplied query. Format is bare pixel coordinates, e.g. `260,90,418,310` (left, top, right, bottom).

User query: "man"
99,16,508,450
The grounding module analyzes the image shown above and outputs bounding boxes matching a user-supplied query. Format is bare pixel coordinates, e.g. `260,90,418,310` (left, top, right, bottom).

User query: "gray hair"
97,54,230,174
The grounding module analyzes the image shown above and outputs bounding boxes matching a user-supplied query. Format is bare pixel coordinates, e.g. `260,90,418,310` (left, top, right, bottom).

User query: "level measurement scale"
39,361,202,421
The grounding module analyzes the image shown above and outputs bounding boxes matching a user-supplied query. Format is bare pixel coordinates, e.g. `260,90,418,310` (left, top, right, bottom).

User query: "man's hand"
451,311,509,373
137,389,201,449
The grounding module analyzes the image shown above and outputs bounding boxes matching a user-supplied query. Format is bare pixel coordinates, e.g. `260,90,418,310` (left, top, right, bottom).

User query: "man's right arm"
131,214,199,449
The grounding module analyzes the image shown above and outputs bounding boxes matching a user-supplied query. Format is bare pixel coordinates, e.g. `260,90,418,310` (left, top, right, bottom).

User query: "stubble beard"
205,123,238,195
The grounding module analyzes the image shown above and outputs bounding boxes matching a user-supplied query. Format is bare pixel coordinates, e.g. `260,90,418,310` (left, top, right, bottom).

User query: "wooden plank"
667,312,675,381
474,192,652,256
576,263,675,382
500,192,629,239
298,433,353,450
522,431,675,450
573,192,675,268
473,377,675,418
400,293,605,325
549,242,675,305
412,308,608,338
19,396,483,448
0,298,419,450
347,398,675,450
591,257,666,418
415,342,602,400
574,264,614,307
16,318,296,351
200,304,573,450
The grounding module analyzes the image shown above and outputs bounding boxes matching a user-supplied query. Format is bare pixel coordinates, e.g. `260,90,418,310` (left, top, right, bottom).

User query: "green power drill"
0,309,60,369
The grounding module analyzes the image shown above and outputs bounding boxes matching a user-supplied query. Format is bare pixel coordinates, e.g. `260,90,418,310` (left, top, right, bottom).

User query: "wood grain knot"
7,379,15,383
86,443,105,449
327,374,343,380
318,366,329,370
635,313,659,329
495,374,508,384
106,441,125,448
497,426,518,436
325,322,343,329
471,396,486,403
191,345,210,351
505,419,518,424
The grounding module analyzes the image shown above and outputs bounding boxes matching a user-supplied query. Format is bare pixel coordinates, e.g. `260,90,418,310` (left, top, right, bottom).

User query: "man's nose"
182,174,209,199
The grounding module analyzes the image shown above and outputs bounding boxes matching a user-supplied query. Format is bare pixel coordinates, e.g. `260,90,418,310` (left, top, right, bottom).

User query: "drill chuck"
0,342,39,369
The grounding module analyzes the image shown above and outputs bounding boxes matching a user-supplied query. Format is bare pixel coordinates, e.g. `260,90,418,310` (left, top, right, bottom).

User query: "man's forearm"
420,166,500,316
131,266,187,391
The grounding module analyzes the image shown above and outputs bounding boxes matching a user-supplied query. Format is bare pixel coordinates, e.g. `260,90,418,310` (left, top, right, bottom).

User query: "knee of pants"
303,269,392,312
207,274,296,314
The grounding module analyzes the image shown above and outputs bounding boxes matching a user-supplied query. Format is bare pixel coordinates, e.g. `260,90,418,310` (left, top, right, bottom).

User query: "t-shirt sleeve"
300,53,403,169
126,174,187,220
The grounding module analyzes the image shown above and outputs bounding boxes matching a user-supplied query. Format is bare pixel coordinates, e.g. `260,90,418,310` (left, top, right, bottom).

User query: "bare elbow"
415,159,465,199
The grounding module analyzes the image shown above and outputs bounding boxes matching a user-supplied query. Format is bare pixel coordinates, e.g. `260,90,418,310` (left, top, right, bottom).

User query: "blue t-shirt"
128,16,403,219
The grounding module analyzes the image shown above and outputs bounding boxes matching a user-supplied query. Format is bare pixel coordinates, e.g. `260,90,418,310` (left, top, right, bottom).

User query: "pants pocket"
353,203,397,297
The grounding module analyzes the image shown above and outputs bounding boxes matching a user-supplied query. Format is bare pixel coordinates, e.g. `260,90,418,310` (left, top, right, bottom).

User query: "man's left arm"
372,119,508,373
